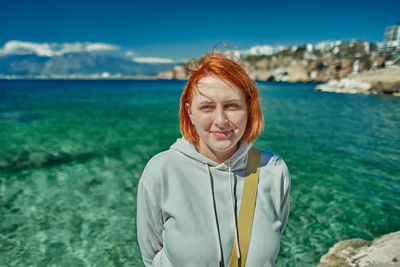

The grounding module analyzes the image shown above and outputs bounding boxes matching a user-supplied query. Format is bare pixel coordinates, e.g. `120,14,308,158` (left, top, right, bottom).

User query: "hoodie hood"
170,138,253,171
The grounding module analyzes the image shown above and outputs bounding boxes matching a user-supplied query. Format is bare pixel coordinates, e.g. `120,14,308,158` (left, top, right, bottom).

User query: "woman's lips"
211,130,232,138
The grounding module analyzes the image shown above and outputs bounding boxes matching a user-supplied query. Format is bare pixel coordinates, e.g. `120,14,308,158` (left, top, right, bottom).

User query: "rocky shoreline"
157,41,400,96
318,231,400,267
316,67,400,96
158,65,400,96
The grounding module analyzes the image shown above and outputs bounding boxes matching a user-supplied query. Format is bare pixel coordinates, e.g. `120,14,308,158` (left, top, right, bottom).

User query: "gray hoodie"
137,138,290,267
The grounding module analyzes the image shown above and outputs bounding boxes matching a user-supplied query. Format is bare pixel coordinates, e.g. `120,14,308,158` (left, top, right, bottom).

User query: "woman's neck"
196,141,239,164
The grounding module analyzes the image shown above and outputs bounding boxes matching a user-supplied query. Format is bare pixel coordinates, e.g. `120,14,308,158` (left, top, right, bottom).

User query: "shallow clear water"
0,80,399,266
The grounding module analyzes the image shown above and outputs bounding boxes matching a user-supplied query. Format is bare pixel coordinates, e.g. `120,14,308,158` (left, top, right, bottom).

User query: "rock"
157,65,188,80
318,231,400,267
157,69,175,79
249,71,274,81
173,65,188,80
316,67,400,95
316,78,372,94
355,67,400,94
0,150,96,171
242,56,360,82
156,48,398,84
272,67,290,82
287,61,310,82
370,81,400,94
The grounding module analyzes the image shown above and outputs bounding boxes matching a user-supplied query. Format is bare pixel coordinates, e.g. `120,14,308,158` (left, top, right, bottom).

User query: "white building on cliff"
377,24,400,56
234,45,287,57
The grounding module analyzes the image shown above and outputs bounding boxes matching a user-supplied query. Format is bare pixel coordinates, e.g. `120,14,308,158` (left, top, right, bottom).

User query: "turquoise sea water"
0,79,399,266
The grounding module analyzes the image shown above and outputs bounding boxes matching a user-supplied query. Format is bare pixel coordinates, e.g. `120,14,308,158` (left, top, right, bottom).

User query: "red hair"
179,51,263,143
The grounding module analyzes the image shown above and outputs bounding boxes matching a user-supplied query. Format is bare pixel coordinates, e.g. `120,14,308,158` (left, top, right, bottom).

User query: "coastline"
0,74,161,80
2,66,399,98
315,66,400,96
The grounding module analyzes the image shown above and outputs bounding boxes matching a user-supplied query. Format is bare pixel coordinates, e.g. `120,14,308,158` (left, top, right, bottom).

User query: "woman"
137,51,290,267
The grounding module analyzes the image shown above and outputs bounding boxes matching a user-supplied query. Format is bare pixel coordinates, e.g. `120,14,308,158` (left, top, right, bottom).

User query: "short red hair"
179,51,263,144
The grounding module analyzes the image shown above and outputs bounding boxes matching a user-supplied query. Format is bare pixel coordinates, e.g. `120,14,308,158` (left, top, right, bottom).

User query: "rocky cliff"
157,41,390,82
158,41,400,96
316,67,400,95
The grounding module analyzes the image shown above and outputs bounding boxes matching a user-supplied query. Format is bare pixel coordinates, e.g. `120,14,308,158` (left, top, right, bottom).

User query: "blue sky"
1,0,399,60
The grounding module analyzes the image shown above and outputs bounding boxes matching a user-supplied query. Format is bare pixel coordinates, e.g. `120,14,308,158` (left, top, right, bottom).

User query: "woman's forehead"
197,75,233,87
195,76,243,95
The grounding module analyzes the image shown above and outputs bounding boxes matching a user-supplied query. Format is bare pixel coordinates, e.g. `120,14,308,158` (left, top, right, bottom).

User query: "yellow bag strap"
228,147,261,267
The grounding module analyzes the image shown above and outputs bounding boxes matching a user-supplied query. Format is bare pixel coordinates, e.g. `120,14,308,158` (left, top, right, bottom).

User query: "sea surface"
0,79,399,266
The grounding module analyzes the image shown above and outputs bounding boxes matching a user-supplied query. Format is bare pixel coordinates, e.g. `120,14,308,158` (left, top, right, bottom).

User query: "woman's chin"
210,140,238,154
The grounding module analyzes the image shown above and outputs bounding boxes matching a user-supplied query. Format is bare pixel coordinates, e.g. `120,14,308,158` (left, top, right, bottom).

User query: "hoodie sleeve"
279,159,291,236
137,173,163,266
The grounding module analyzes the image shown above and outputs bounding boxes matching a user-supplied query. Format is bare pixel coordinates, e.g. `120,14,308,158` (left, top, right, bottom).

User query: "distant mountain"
0,54,49,76
0,52,176,78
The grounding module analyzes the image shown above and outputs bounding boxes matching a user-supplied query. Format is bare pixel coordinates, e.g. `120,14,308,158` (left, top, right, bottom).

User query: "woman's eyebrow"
198,100,215,105
223,98,241,102
198,99,241,105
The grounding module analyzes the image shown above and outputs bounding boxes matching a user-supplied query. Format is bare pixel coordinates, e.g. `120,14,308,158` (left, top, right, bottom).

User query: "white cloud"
1,41,53,56
86,43,119,52
56,43,85,55
125,50,135,57
133,57,174,64
0,40,120,57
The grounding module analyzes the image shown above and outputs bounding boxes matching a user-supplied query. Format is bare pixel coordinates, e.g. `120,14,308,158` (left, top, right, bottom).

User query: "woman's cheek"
199,113,213,127
229,110,248,125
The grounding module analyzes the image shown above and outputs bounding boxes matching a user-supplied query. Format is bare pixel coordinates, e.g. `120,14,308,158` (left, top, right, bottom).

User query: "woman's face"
187,76,248,162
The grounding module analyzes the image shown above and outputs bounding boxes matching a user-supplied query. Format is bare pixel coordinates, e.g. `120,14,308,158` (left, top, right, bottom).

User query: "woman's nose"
214,107,228,127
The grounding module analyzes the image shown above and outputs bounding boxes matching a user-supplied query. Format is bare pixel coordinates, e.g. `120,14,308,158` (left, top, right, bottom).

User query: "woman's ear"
186,103,194,124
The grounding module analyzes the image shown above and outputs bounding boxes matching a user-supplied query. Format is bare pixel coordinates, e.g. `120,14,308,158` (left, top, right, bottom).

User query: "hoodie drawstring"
206,163,241,266
229,165,241,261
206,164,223,265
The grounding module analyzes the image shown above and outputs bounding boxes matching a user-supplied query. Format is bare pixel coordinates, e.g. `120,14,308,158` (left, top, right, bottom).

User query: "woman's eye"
226,103,239,109
200,105,213,110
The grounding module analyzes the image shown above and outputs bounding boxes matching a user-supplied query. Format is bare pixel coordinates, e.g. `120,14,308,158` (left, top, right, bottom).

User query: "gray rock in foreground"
318,231,400,267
